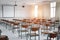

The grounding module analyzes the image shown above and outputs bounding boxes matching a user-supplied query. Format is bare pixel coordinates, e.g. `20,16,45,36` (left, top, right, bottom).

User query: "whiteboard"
3,6,14,17
0,6,2,17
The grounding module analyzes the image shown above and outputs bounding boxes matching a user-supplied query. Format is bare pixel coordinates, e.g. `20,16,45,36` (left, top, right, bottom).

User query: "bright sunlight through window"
50,2,56,18
34,5,38,18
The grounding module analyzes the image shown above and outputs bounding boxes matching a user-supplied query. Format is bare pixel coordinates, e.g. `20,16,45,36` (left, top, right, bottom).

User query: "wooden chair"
26,27,40,40
47,33,57,40
41,23,51,37
20,24,29,39
45,23,51,31
10,22,20,33
41,32,57,40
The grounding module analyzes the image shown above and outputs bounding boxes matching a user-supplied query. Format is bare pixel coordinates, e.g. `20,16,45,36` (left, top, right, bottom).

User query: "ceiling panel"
0,0,59,5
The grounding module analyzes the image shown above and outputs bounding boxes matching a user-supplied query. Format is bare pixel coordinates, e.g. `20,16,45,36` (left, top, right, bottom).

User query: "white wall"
43,4,50,19
0,4,50,20
38,5,43,18
15,5,31,18
38,4,50,19
56,2,60,19
0,5,32,20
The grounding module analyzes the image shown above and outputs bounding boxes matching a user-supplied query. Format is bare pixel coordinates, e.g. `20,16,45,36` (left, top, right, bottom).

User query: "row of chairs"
12,20,59,40
0,18,59,40
0,19,40,40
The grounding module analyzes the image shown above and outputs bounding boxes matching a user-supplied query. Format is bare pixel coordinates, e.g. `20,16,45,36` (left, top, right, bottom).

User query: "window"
34,5,38,18
50,2,56,18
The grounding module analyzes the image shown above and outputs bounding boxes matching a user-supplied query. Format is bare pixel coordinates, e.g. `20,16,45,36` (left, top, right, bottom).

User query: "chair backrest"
55,20,59,22
21,25,29,28
58,26,60,32
31,27,40,32
22,19,26,22
45,23,50,26
33,22,40,24
13,22,19,25
49,33,57,38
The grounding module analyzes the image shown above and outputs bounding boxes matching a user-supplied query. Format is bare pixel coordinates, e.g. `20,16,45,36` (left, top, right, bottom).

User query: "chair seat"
27,33,39,36
41,28,49,30
41,32,50,34
20,30,28,32
13,27,19,29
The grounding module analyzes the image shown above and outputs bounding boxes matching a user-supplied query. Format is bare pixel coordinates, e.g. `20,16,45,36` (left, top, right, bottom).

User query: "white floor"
0,24,57,40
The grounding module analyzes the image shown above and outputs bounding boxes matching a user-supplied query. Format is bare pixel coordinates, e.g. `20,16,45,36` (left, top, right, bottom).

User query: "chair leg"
35,34,36,40
38,29,40,40
50,37,51,40
17,30,20,37
38,36,40,40
57,37,59,40
25,31,26,36
47,37,48,40
6,24,7,29
26,35,28,40
35,36,36,40
12,29,14,33
21,31,22,39
30,36,31,40
20,27,22,39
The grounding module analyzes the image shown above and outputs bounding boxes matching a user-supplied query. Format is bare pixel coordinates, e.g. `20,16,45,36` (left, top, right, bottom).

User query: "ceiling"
0,0,60,5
